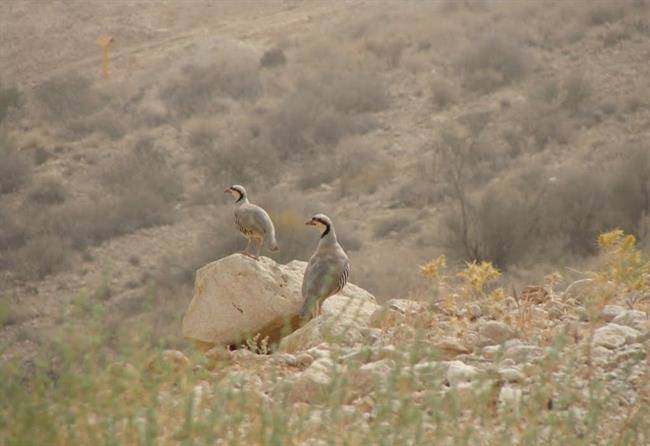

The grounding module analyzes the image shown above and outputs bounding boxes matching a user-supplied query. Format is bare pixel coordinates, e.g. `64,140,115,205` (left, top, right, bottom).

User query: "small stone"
600,305,626,322
465,303,482,319
386,299,427,315
504,343,544,363
612,310,648,332
434,337,470,358
291,358,335,401
296,352,314,367
499,367,525,383
592,323,641,349
479,321,515,346
499,386,523,406
482,345,500,361
446,361,479,385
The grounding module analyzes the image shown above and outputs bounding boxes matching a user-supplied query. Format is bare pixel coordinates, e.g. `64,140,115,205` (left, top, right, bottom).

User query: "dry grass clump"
0,133,31,194
0,82,21,124
456,33,529,93
430,76,459,110
260,47,287,68
26,176,67,205
160,50,262,118
34,74,107,122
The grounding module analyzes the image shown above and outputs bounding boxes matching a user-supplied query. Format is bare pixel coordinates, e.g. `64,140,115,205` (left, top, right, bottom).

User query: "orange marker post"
97,35,114,79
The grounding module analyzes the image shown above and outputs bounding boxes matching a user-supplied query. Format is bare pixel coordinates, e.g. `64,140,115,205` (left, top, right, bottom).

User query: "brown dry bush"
260,47,287,68
160,51,262,118
12,235,71,280
34,74,107,122
27,176,67,205
0,133,31,194
101,138,182,203
0,82,21,124
456,34,528,93
430,77,458,110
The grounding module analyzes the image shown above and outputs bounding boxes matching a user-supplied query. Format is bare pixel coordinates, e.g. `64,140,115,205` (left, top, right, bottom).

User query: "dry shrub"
0,82,21,124
101,138,182,203
260,47,287,68
373,216,412,239
561,73,592,114
588,3,625,26
69,108,127,140
160,50,262,118
323,70,389,114
34,74,107,122
456,34,528,93
12,235,71,279
430,77,458,110
442,147,650,267
27,176,67,205
198,130,281,188
365,37,407,68
336,138,394,197
0,133,31,194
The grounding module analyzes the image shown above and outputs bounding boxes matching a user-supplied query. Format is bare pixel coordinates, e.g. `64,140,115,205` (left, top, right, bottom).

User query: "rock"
386,299,427,315
498,367,525,383
478,321,515,346
278,295,381,353
433,337,470,359
465,303,482,319
592,323,641,349
205,346,232,362
182,255,375,349
600,305,625,322
295,352,314,367
499,386,522,407
446,361,479,385
368,307,404,328
612,310,647,332
291,357,335,401
354,359,395,395
503,342,544,363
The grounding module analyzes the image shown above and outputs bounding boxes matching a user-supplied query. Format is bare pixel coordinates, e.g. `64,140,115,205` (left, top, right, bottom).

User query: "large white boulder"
182,254,376,349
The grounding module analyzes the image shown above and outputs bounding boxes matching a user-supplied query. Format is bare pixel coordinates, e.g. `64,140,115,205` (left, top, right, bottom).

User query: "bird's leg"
252,237,262,261
240,238,253,258
316,301,321,316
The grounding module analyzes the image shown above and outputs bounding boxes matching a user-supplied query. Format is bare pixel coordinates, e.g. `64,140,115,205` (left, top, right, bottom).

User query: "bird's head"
224,184,247,202
306,213,332,237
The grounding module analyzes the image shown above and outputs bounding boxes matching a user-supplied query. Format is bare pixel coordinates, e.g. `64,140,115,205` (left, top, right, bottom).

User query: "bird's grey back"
234,203,274,236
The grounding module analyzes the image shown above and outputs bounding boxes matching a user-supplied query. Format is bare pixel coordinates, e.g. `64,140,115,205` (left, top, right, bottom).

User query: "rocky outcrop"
182,254,376,349
278,294,381,353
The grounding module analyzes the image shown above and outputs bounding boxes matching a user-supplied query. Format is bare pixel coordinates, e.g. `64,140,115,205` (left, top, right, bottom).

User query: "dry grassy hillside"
1,0,649,360
2,1,650,444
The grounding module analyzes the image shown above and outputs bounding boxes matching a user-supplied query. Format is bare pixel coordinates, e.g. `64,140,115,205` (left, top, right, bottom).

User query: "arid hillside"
1,0,649,362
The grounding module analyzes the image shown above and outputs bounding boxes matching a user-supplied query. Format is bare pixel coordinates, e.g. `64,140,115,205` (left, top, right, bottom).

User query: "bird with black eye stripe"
299,213,351,319
224,185,279,260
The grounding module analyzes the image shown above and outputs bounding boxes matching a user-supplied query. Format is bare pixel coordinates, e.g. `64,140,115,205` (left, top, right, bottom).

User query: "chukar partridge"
299,213,350,319
224,185,279,260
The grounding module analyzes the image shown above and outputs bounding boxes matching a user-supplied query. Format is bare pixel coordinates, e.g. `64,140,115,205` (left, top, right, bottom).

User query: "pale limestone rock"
386,298,427,315
182,255,375,349
478,320,515,346
279,295,381,353
446,360,479,385
592,323,641,349
290,357,336,401
600,305,626,322
612,310,648,332
434,337,471,359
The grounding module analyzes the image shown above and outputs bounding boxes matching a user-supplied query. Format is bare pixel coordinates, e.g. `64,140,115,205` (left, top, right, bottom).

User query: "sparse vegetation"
0,133,31,194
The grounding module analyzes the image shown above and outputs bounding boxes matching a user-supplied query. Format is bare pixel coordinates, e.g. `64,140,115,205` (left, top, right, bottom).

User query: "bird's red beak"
305,219,316,226
224,188,231,193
